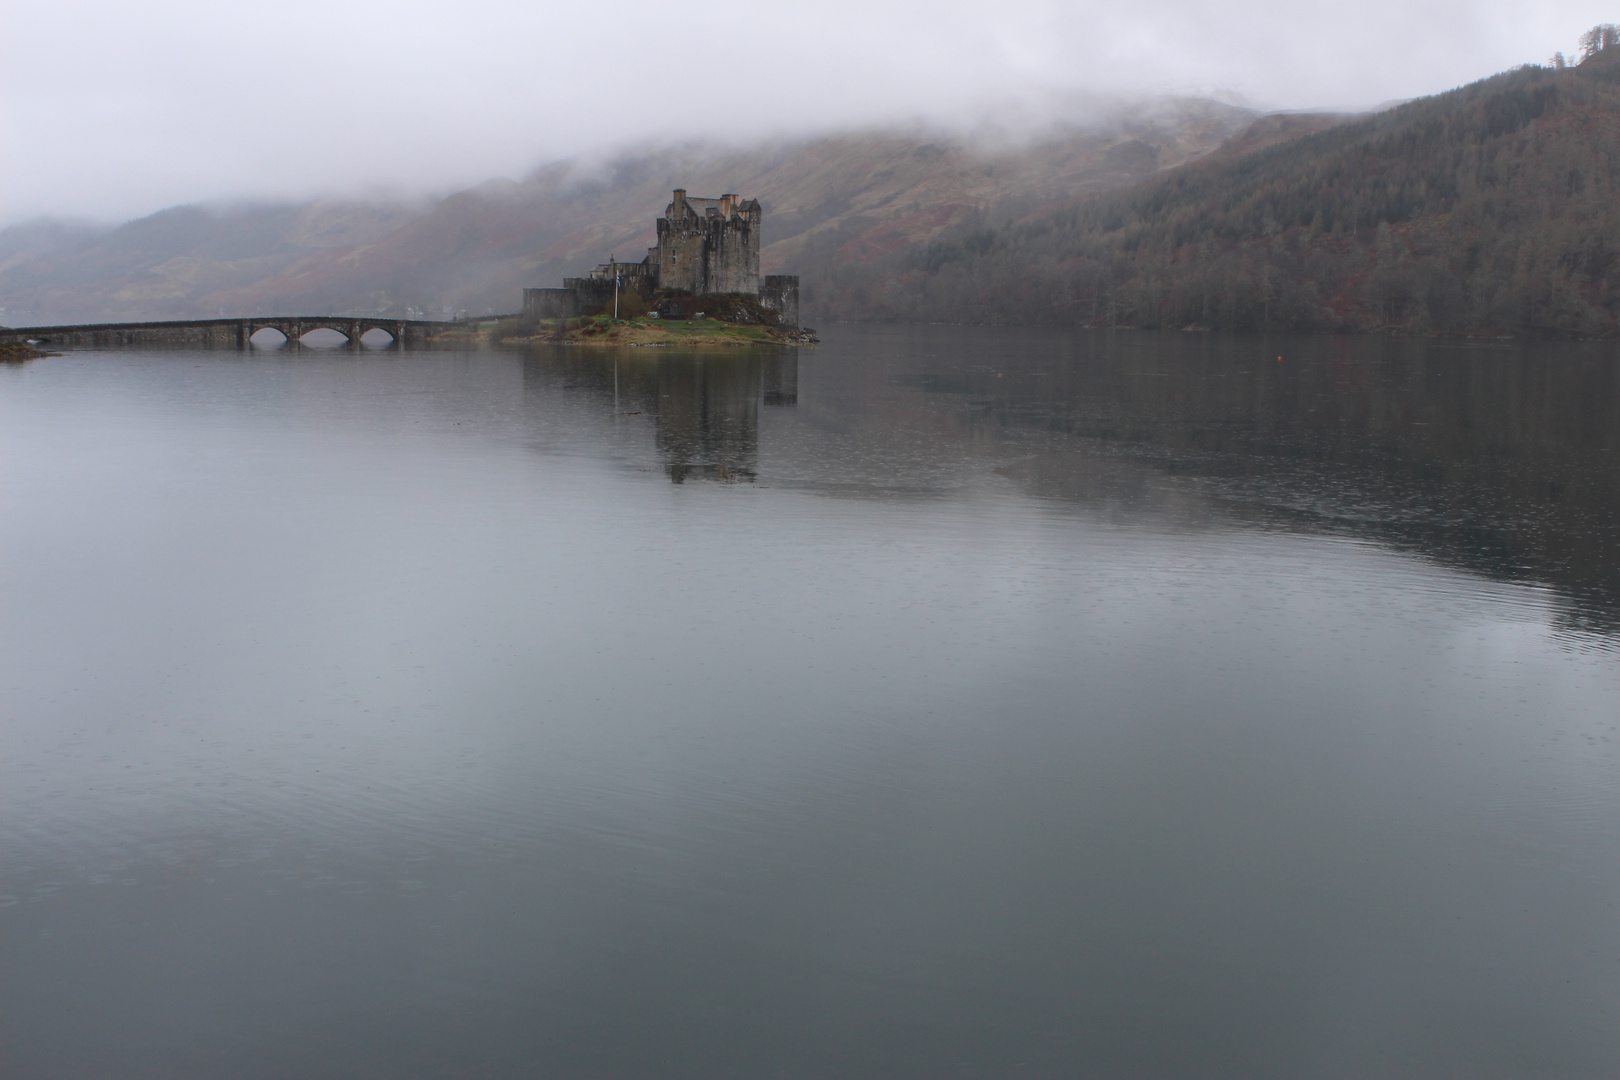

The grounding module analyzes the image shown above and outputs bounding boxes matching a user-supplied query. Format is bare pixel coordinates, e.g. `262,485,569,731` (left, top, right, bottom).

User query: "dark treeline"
816,40,1620,337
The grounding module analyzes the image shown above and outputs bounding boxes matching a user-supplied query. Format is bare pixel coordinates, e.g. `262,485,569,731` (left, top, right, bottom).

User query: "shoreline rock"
0,342,59,363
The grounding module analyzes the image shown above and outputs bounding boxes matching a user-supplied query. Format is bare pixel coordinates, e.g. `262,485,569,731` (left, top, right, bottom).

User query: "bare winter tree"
1579,23,1620,61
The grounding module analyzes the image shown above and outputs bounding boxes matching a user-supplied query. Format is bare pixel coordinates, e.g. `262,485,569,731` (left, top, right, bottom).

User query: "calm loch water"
2,326,1618,1079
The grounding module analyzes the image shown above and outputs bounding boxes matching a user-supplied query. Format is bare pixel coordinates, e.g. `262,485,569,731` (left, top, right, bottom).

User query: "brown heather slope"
0,98,1267,325
0,200,427,325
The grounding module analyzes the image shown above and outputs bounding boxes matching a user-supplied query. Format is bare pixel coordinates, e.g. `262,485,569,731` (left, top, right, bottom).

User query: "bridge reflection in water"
0,315,469,349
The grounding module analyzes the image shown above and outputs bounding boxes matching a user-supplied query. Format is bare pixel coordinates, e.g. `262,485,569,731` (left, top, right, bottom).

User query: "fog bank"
2,0,1608,225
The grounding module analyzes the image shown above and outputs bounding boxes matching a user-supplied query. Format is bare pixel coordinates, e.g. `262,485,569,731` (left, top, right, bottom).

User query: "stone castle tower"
524,190,799,328
656,190,761,295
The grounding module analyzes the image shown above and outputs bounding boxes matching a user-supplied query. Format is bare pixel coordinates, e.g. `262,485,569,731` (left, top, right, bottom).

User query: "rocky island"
506,189,814,347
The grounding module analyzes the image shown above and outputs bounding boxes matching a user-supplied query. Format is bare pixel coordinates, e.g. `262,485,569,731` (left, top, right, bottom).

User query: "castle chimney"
672,189,687,216
719,193,735,217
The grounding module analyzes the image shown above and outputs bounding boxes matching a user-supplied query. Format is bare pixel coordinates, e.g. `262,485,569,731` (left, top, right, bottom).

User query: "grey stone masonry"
523,289,579,319
758,276,800,330
0,316,470,349
656,190,761,295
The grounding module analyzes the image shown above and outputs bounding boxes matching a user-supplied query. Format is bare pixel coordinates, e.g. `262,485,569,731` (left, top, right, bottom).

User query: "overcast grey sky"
2,0,1612,226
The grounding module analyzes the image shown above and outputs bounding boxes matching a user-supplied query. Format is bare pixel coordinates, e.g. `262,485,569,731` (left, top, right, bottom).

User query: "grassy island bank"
517,314,816,348
433,313,817,349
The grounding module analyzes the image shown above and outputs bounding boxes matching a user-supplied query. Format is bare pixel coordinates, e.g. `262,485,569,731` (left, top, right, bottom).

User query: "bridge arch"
355,319,406,345
290,319,356,344
247,326,290,347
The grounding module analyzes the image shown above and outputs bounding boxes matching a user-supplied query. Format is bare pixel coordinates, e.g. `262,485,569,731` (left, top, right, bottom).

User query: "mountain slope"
0,99,1257,324
820,48,1620,336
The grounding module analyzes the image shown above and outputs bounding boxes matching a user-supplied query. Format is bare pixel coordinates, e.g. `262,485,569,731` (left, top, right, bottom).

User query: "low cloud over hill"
823,42,1620,337
0,98,1258,326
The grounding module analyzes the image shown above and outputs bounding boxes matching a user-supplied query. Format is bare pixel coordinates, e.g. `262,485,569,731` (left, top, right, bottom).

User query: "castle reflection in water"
523,349,797,484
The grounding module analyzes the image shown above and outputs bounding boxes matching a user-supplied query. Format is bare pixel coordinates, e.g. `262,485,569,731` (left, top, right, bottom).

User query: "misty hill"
821,47,1620,336
0,99,1257,325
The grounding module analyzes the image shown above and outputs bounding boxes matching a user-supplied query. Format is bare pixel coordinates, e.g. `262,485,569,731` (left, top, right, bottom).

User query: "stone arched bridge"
0,315,482,349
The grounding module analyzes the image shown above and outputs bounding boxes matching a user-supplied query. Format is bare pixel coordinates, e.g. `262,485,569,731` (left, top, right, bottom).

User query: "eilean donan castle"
523,189,799,328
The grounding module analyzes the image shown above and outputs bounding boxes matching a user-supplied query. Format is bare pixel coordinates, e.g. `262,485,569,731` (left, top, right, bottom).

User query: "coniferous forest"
815,35,1620,337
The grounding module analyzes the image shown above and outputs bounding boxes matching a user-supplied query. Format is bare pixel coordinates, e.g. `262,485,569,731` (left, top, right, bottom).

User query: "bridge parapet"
0,316,473,349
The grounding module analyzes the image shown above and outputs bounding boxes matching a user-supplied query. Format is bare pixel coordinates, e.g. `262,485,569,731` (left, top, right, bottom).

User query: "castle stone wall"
656,217,710,293
706,214,758,293
759,275,800,330
524,289,579,319
562,277,618,314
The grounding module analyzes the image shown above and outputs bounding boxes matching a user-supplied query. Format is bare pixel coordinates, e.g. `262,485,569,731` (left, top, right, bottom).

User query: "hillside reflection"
517,330,1620,634
844,327,1620,637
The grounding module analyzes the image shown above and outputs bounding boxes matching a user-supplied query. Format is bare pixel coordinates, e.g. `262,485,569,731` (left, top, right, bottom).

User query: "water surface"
2,327,1618,1078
